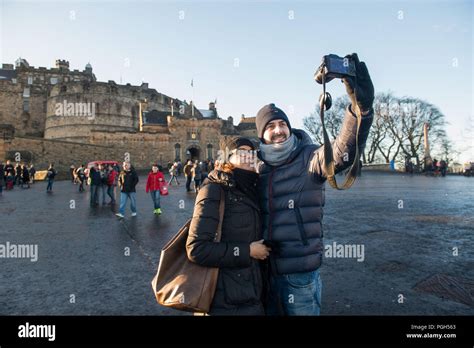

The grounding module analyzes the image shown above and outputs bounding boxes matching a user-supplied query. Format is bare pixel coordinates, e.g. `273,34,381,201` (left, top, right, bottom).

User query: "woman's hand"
250,239,271,260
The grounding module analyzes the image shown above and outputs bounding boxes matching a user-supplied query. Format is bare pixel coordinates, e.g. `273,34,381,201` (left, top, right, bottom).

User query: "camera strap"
319,72,361,190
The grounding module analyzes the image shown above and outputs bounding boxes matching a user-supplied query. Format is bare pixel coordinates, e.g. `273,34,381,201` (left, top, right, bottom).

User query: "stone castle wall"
2,136,172,175
0,63,95,138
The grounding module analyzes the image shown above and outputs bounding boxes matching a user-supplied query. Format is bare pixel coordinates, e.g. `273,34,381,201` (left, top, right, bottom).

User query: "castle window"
27,76,33,85
207,144,213,160
23,98,29,112
174,143,181,161
50,77,58,85
23,88,30,97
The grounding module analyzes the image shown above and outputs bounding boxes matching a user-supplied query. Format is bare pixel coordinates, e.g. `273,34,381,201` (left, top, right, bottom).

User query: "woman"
145,164,165,215
186,137,270,315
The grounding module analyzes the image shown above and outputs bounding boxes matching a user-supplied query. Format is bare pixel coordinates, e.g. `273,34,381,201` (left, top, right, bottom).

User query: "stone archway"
186,145,200,161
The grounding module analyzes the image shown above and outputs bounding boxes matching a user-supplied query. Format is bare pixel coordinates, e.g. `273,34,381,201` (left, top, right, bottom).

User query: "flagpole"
191,78,195,117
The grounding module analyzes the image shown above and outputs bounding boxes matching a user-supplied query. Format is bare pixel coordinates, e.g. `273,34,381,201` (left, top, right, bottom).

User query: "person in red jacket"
106,164,118,205
146,164,165,215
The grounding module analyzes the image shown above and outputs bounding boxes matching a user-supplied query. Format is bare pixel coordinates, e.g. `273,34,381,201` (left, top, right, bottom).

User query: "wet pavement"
0,172,473,315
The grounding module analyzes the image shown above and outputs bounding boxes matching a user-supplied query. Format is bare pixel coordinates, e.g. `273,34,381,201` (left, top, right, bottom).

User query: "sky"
1,0,472,162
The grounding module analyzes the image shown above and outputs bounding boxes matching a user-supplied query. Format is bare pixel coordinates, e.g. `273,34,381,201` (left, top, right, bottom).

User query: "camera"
314,54,356,84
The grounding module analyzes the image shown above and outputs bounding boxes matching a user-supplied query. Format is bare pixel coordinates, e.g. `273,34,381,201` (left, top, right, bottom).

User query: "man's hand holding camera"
315,52,375,117
342,53,375,116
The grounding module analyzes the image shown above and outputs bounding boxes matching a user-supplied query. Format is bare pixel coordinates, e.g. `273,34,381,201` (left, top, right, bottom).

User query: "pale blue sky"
1,0,472,161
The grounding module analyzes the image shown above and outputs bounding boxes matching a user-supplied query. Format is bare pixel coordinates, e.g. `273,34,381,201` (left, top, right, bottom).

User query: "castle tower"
55,59,70,71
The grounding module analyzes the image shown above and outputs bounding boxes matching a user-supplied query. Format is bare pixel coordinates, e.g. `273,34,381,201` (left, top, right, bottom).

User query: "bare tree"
365,92,398,163
384,97,447,168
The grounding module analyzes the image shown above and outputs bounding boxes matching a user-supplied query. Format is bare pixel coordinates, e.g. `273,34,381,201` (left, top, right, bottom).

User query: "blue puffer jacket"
258,106,373,275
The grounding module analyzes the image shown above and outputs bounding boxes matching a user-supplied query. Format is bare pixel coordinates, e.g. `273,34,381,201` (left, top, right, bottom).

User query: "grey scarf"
259,133,298,166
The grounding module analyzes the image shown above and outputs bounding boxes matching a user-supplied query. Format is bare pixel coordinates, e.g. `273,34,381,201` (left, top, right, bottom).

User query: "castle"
0,58,257,171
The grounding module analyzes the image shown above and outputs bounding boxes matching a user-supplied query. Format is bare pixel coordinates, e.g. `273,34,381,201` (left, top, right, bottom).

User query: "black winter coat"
258,106,373,275
118,169,139,193
186,170,264,315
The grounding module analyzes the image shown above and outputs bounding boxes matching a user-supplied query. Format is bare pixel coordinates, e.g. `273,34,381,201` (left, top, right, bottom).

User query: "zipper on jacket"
295,207,309,246
268,169,275,240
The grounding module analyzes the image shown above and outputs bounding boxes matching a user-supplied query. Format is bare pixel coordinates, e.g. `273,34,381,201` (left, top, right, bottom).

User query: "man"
183,159,193,192
46,164,57,192
29,164,36,184
257,53,374,316
116,161,139,218
97,163,107,205
89,164,101,206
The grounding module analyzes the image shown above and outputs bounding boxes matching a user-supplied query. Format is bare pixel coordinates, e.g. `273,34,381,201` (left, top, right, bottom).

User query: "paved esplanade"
0,172,473,315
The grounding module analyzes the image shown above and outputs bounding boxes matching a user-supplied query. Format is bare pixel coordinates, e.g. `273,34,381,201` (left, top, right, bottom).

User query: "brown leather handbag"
151,189,225,313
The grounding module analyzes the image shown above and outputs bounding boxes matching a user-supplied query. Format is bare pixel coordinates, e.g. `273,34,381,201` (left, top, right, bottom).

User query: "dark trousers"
90,185,99,205
185,176,192,191
46,178,54,191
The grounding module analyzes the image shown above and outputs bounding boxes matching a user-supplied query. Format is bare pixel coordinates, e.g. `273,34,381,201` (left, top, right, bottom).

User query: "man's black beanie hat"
256,103,292,140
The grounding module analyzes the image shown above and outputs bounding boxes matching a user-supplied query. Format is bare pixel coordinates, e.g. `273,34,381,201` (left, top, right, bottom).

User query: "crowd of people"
166,159,214,192
0,160,37,193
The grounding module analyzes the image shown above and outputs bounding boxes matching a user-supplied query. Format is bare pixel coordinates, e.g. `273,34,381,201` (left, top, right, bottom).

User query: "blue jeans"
90,185,98,205
119,192,136,215
150,190,161,209
107,185,116,203
46,178,54,191
266,269,322,316
98,184,106,204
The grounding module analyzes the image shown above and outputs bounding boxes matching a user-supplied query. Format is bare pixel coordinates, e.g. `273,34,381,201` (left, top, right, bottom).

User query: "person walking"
106,164,118,205
168,162,180,186
145,164,165,215
76,164,86,192
191,161,202,193
46,164,57,192
183,160,193,192
186,137,270,315
116,162,139,218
